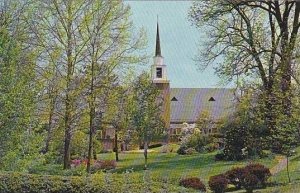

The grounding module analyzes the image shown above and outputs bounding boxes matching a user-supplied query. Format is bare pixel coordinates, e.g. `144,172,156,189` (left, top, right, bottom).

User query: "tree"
131,73,164,169
189,1,300,137
30,0,94,169
220,90,266,160
272,115,299,183
0,0,39,167
108,86,131,162
82,1,146,173
30,0,146,170
196,110,214,135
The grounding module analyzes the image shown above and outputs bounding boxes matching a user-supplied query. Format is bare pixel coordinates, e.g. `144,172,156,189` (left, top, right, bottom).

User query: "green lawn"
97,145,300,192
258,147,300,193
18,144,300,192
99,145,278,184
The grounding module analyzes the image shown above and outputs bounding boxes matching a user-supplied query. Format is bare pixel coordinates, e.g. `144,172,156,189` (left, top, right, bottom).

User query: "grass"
22,143,300,192
99,144,278,184
257,146,300,193
98,144,300,192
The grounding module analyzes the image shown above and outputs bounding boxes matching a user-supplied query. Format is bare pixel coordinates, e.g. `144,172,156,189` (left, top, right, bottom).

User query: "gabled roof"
170,88,235,123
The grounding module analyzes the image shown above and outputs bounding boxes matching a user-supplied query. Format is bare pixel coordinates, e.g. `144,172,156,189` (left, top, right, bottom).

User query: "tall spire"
155,20,162,57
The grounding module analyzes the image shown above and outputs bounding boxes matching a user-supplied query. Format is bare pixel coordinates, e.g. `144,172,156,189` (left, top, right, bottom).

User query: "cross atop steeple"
155,21,161,56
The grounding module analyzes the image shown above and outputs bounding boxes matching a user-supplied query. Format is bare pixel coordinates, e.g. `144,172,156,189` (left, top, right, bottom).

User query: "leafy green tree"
196,110,214,135
189,0,300,135
105,85,132,162
0,0,39,169
272,115,299,183
131,73,164,169
221,90,266,160
30,0,93,169
82,1,146,173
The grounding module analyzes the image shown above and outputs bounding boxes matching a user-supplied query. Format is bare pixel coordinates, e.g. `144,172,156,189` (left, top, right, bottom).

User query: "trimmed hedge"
0,172,194,193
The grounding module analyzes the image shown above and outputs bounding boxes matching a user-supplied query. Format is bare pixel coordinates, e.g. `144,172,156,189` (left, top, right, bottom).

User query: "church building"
100,22,236,150
151,22,235,139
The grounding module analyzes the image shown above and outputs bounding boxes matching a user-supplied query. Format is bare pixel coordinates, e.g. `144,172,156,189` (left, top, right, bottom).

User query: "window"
156,67,162,78
209,97,215,101
171,97,178,101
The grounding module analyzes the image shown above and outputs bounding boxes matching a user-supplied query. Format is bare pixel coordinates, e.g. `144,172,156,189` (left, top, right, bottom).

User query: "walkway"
270,155,287,175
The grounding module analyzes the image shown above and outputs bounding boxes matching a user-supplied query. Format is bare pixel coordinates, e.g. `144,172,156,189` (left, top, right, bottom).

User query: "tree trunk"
115,131,119,161
287,155,291,183
87,56,96,173
63,131,71,169
63,88,72,169
63,0,73,170
264,88,277,150
143,142,148,170
63,108,71,169
86,106,95,173
43,122,52,154
93,138,97,160
43,95,57,154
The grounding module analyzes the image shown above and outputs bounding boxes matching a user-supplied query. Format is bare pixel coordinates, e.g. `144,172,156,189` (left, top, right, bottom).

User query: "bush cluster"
179,177,206,192
214,152,226,161
0,172,193,193
178,133,219,155
208,174,228,193
244,163,271,187
208,163,271,193
224,167,245,189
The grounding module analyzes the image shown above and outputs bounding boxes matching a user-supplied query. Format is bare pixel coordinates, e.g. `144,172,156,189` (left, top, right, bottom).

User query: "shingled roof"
170,88,235,123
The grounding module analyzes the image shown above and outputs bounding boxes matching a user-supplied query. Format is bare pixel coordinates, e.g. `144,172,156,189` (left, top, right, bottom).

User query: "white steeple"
151,22,169,84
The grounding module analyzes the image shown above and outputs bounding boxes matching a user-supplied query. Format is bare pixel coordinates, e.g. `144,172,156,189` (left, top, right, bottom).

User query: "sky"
125,1,228,88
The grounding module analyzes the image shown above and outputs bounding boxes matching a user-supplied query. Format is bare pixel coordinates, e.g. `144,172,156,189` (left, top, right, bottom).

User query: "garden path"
270,155,287,175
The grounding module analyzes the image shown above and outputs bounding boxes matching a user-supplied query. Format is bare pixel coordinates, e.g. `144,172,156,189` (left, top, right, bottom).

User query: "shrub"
178,124,216,154
70,131,88,157
208,174,228,193
91,160,116,173
259,150,273,158
203,143,218,152
71,159,81,167
179,177,206,192
0,172,189,192
224,167,245,189
214,152,226,161
177,146,187,155
212,163,271,193
244,163,271,187
242,173,259,193
189,135,214,153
